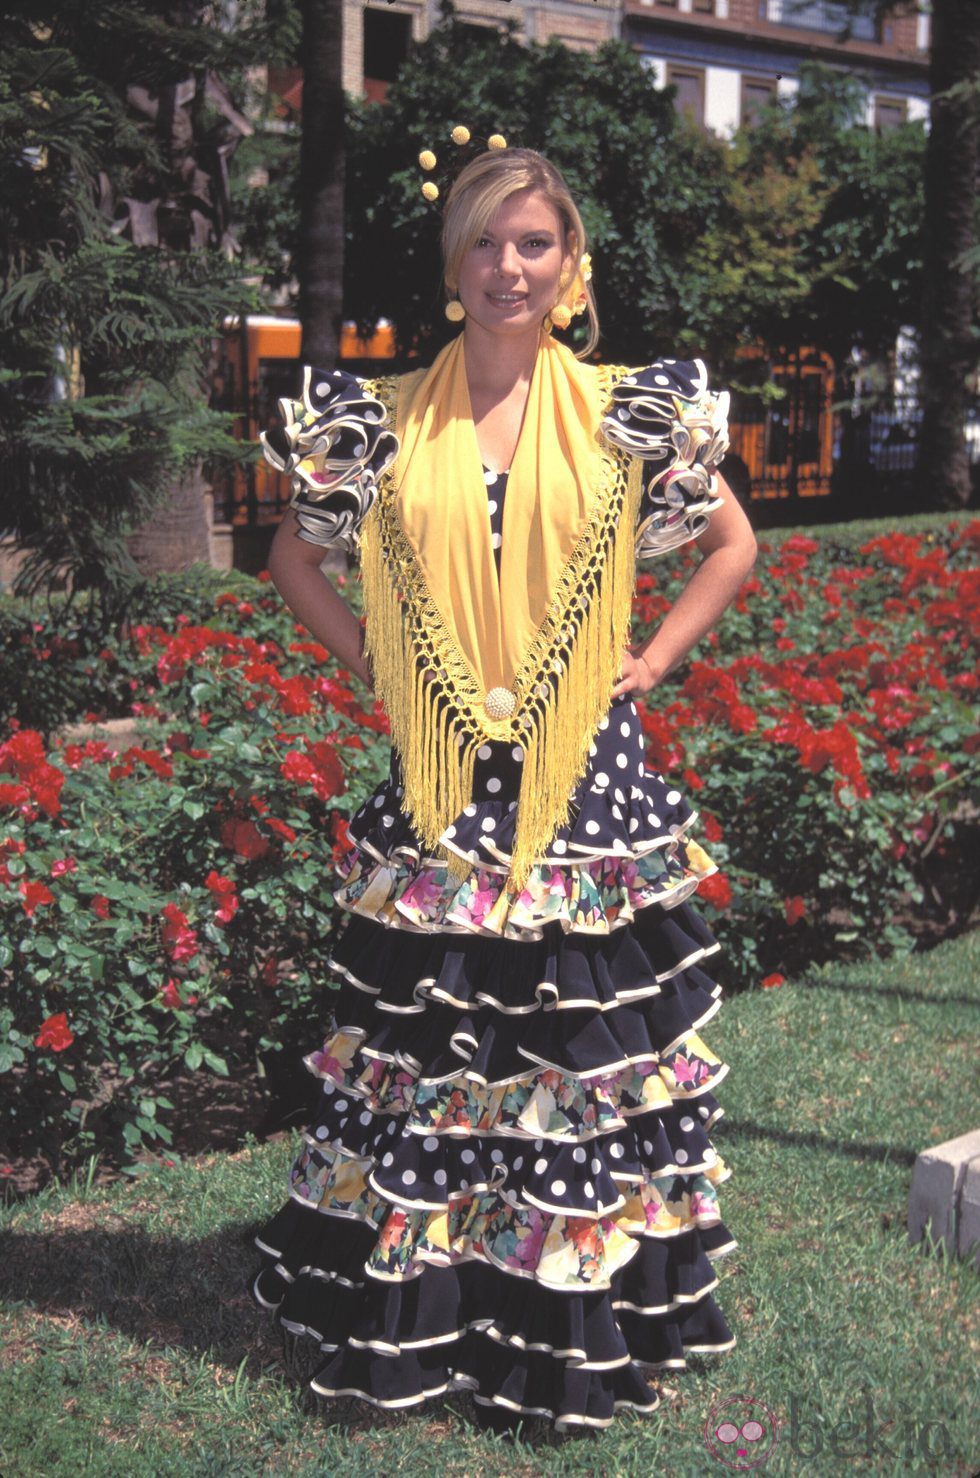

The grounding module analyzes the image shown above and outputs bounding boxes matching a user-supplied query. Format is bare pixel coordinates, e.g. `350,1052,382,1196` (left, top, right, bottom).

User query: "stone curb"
908,1129,980,1269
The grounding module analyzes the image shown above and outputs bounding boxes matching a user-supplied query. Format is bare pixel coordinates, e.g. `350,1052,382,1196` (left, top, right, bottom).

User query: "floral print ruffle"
333,832,718,940
288,1138,730,1291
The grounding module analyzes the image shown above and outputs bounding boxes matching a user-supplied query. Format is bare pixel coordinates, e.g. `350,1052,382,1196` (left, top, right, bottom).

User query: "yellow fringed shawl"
359,331,643,896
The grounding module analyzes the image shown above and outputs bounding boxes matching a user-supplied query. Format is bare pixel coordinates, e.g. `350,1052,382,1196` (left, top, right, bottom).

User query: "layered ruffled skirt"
250,696,738,1431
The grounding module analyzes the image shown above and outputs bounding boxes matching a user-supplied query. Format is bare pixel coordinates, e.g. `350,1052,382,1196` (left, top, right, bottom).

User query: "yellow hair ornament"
487,133,507,150
451,125,471,145
421,181,439,202
418,149,437,171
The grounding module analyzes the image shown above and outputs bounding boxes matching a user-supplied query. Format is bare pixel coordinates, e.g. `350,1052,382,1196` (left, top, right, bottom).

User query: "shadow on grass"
0,1217,277,1378
0,1214,694,1449
717,1118,919,1167
800,975,980,1010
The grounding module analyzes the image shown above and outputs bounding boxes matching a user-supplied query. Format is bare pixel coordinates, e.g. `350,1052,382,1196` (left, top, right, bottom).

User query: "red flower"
697,872,732,909
35,1012,74,1052
281,741,346,801
161,902,200,963
92,894,111,919
159,979,197,1009
260,956,279,988
265,816,297,844
160,979,183,1008
139,749,174,779
761,973,786,989
220,817,272,861
0,730,64,817
50,856,78,878
784,895,806,925
205,869,239,925
20,878,54,917
700,812,724,844
331,814,353,868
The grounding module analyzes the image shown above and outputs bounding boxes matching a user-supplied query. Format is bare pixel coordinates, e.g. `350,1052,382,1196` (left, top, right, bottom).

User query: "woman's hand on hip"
611,646,659,700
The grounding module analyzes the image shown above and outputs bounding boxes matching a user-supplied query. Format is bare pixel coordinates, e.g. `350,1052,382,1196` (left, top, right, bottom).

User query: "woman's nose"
495,242,519,276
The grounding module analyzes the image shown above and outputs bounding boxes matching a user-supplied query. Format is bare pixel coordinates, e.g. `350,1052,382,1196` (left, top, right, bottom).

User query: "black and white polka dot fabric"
484,465,506,573
249,356,739,1435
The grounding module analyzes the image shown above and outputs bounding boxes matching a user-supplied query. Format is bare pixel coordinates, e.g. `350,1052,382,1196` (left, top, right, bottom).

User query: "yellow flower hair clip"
416,124,509,203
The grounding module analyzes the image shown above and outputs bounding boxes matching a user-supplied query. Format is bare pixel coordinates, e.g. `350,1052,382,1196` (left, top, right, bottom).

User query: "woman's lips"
486,291,529,310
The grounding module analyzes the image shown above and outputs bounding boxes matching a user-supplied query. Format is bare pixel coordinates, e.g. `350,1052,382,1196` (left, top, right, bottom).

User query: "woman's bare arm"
267,507,374,690
612,474,758,699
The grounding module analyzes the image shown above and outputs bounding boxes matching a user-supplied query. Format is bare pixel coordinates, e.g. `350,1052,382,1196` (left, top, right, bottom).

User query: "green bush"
1,515,977,1175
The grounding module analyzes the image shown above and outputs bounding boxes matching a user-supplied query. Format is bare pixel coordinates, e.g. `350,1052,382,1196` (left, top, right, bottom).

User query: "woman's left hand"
611,646,660,700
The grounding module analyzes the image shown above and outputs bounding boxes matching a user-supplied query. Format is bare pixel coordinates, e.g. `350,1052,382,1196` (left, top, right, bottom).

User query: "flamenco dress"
249,356,739,1432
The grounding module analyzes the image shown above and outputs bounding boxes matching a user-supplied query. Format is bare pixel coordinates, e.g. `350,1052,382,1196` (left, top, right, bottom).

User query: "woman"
251,144,758,1434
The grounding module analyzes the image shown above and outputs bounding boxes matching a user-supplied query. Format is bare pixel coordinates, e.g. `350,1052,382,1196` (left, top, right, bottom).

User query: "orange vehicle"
211,318,835,526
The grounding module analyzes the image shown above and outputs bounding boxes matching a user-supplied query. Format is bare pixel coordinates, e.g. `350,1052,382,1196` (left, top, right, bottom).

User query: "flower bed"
1,517,976,1177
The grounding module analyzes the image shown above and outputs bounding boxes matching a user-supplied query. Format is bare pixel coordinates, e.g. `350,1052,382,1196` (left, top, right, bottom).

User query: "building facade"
622,0,930,136
343,0,621,102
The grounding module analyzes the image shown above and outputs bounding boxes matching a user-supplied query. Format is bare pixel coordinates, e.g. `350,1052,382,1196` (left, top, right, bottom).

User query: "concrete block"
957,1157,980,1270
908,1129,980,1259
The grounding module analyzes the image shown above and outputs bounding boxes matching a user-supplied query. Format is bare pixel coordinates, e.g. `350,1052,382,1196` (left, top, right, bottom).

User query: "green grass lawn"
2,934,978,1477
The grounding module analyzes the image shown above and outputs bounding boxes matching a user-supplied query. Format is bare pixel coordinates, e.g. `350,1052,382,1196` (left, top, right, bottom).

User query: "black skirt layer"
250,783,739,1432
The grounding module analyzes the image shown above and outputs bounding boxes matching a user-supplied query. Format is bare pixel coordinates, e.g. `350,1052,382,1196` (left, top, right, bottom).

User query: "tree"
298,0,345,368
339,26,922,380
0,2,267,607
694,65,925,381
340,16,728,366
917,0,980,508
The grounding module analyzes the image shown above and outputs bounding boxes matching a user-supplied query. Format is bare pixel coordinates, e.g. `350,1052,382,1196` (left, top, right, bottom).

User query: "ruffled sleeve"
601,358,730,558
259,366,399,553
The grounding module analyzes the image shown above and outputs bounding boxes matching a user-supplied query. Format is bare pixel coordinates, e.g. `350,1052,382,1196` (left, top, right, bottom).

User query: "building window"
774,1,877,41
363,7,412,104
874,96,907,132
742,75,778,126
693,0,716,12
667,65,705,126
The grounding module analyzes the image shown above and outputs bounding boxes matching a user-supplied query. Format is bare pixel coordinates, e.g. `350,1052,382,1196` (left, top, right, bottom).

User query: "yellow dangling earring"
444,299,465,322
549,303,572,330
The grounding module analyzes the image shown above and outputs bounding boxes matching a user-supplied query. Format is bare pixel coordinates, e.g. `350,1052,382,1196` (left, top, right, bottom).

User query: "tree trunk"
126,461,213,574
917,0,980,509
298,0,345,369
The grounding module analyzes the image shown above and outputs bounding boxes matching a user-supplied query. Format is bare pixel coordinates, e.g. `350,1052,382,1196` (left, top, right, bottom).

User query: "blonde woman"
251,144,757,1435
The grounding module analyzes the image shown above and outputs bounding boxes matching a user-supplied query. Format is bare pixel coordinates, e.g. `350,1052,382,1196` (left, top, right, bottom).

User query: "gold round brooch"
484,686,517,720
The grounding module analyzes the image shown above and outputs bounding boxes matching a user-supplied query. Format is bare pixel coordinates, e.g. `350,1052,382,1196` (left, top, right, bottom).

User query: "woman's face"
455,188,573,340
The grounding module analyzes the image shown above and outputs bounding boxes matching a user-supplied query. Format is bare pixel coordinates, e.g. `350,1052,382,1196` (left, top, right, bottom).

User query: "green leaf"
183,1042,204,1071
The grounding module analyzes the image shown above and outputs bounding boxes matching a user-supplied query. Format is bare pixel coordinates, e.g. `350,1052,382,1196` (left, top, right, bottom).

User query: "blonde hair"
440,147,599,358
